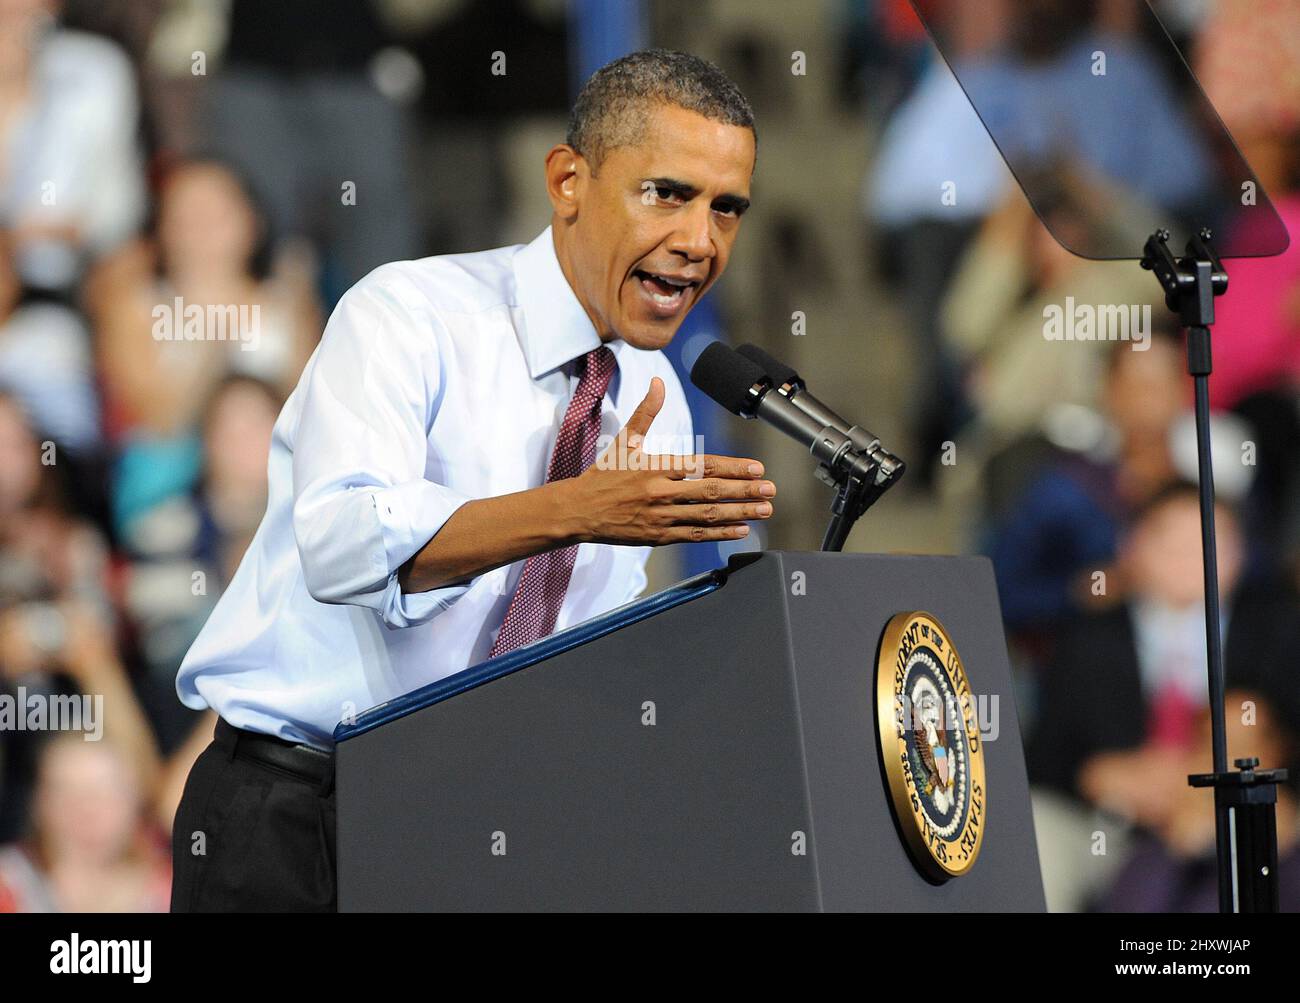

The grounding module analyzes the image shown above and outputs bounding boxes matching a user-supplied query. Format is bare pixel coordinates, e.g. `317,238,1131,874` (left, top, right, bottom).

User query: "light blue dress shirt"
176,227,695,748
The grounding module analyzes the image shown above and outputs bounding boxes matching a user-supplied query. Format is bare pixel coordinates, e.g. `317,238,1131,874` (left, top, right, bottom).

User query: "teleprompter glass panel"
907,0,1290,259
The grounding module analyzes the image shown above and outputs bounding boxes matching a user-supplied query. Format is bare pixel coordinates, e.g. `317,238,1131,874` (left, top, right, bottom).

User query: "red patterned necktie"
489,345,617,656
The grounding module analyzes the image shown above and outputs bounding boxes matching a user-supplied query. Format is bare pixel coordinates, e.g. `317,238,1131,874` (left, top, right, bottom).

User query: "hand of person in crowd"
0,600,122,686
1157,772,1217,859
0,604,45,679
983,189,1039,251
566,377,776,546
52,598,163,796
1076,743,1189,828
1159,691,1300,859
55,599,121,688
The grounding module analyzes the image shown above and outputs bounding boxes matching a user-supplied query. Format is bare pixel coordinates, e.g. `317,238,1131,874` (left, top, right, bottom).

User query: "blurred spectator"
1093,687,1300,912
92,159,317,430
0,231,101,457
988,324,1187,638
1028,481,1300,807
865,0,1014,482
204,0,419,296
0,391,108,618
0,734,169,911
940,184,1159,458
0,0,145,293
869,0,1214,477
952,0,1214,215
0,391,162,837
194,375,281,581
87,158,317,544
1192,0,1300,578
837,0,931,122
1194,2,1300,405
122,375,283,751
0,594,160,779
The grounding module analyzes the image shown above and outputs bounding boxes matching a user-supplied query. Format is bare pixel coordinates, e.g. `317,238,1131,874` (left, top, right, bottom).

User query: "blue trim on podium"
334,566,726,743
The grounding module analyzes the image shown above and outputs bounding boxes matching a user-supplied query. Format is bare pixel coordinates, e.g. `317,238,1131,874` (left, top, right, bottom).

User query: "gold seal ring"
876,611,986,880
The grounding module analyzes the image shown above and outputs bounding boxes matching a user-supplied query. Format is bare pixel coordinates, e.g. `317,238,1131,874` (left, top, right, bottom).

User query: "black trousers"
170,719,337,912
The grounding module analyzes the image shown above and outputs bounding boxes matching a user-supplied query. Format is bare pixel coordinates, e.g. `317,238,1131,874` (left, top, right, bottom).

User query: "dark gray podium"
335,551,1046,911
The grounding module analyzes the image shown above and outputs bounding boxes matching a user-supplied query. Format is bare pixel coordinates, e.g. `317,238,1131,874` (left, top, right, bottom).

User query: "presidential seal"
876,611,985,880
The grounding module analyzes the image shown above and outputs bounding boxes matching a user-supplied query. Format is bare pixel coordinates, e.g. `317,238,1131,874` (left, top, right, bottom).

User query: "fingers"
664,477,776,503
662,453,766,481
658,524,754,544
665,500,774,526
621,377,664,448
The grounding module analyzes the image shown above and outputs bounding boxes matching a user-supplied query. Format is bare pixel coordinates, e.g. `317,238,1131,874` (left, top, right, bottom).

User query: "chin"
617,318,683,351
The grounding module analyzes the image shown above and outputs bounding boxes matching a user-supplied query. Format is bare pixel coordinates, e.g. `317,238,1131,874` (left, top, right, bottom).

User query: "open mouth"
632,269,700,316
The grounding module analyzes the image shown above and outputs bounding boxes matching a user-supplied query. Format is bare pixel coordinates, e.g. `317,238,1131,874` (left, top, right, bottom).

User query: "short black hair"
1132,478,1239,530
566,49,756,168
1105,312,1182,373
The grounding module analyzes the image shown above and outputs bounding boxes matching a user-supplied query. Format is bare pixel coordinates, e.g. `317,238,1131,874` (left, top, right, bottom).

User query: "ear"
544,144,585,221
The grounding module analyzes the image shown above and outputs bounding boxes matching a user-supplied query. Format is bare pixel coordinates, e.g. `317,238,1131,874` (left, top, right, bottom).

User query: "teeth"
641,271,692,288
638,271,688,307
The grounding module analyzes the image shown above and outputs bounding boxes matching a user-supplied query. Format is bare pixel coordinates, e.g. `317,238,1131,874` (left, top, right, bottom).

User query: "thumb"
623,377,664,449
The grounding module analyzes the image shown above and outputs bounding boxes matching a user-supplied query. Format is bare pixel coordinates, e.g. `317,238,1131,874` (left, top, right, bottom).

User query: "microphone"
734,343,900,478
689,342,893,484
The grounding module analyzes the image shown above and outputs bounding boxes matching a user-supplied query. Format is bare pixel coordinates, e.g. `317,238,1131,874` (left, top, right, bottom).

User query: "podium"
335,551,1046,911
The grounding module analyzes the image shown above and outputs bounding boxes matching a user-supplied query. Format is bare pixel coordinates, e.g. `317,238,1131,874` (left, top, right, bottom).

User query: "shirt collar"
513,226,629,389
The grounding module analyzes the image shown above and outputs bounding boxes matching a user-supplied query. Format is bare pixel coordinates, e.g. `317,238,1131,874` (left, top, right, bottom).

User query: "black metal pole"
821,475,865,552
1186,323,1233,912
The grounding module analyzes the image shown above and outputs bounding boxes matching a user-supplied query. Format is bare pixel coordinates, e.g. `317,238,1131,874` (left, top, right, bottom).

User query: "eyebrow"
647,177,751,216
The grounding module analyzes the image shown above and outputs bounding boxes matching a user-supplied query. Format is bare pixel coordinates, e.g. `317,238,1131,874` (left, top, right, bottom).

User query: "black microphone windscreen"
689,342,766,415
736,343,800,387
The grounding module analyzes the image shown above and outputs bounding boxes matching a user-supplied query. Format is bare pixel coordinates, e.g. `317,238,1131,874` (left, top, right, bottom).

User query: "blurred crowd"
860,0,1300,910
0,0,1296,912
0,0,536,912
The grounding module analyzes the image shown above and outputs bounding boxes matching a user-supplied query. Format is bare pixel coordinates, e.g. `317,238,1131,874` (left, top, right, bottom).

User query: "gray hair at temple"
566,49,757,169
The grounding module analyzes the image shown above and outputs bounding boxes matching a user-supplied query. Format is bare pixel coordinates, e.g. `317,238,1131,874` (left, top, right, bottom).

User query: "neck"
550,219,615,344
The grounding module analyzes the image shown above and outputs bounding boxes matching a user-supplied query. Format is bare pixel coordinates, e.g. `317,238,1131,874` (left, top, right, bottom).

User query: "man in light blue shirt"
170,49,773,911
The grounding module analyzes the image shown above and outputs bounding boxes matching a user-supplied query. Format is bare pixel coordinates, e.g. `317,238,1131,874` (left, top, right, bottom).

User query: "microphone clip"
815,442,906,553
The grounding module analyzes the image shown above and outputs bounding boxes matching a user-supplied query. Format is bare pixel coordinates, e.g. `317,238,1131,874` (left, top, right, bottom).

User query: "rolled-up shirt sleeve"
291,269,473,628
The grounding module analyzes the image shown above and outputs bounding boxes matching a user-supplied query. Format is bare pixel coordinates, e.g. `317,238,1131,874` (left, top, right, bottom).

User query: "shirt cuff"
371,478,474,628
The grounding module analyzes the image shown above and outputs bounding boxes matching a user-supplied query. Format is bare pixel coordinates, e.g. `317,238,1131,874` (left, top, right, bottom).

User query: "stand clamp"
816,443,905,553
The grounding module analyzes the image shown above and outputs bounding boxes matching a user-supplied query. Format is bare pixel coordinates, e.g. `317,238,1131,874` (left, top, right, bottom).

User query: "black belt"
214,718,335,795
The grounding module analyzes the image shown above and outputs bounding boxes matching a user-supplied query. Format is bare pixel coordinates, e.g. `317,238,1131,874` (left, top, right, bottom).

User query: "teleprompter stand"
1141,228,1288,913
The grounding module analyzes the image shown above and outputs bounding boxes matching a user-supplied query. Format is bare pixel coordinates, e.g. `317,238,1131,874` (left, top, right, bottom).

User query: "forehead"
1142,497,1207,534
602,104,755,193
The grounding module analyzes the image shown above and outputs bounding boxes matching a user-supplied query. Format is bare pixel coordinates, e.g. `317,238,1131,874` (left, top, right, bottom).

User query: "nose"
667,201,716,263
